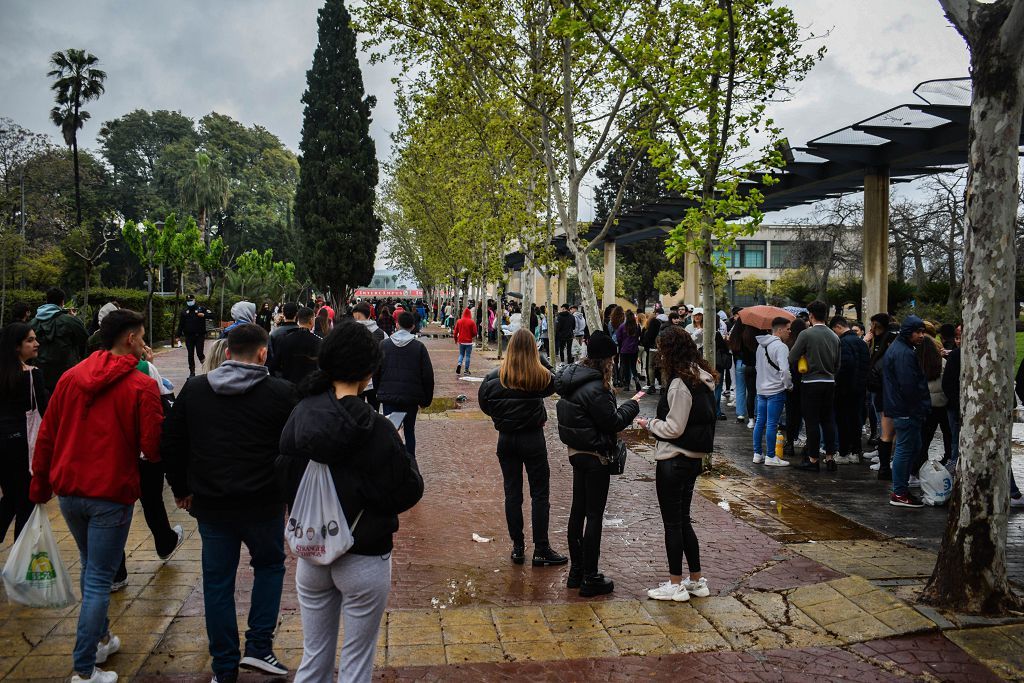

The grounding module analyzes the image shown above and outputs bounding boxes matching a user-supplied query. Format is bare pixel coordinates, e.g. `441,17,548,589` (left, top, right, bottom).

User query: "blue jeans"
753,392,787,456
892,417,922,496
59,496,133,675
734,359,747,418
383,403,420,459
198,517,286,676
457,343,473,372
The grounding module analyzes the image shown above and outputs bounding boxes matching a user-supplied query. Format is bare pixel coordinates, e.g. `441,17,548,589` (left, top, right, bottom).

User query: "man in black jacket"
268,302,299,363
162,324,296,683
554,304,576,365
831,316,869,464
268,307,320,385
177,294,211,376
374,312,434,458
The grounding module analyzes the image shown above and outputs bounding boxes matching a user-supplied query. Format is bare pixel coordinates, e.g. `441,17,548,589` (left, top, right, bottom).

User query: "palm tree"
178,151,230,243
48,49,106,228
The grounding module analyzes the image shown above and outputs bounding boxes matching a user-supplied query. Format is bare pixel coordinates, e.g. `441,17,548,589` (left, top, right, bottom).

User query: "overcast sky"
0,0,969,225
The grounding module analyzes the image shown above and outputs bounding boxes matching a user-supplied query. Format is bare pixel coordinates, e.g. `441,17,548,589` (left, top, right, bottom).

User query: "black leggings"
115,459,180,581
656,457,702,576
567,454,610,575
914,405,952,474
0,434,33,542
497,429,551,547
619,352,640,389
786,384,802,445
743,364,757,419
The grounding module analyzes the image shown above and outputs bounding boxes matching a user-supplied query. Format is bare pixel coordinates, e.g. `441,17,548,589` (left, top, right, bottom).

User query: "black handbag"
607,438,628,475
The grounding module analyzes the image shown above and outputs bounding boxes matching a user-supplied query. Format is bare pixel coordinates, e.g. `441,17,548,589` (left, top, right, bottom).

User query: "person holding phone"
479,329,567,567
636,325,716,602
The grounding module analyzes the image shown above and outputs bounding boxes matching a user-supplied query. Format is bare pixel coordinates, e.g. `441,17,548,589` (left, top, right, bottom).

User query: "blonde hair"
202,339,228,374
500,329,551,392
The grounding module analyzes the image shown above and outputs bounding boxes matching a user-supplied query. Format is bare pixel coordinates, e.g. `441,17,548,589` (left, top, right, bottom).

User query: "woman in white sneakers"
637,325,715,602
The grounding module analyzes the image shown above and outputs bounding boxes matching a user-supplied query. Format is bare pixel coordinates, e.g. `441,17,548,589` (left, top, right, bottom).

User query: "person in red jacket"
453,307,478,375
30,309,163,683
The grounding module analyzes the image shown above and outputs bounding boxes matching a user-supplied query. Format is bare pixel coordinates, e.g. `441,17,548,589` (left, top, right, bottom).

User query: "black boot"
533,546,568,567
510,544,525,565
567,566,583,589
579,573,614,597
456,364,462,375
877,441,892,480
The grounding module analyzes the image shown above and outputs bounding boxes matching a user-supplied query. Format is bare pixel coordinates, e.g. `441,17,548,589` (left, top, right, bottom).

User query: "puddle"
428,572,482,608
422,396,458,414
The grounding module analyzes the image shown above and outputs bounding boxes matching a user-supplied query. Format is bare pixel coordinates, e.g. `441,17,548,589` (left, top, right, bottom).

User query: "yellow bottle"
775,432,786,459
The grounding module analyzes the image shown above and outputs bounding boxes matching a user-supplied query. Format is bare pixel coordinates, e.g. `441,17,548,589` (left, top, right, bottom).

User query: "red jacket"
453,309,478,344
30,350,163,506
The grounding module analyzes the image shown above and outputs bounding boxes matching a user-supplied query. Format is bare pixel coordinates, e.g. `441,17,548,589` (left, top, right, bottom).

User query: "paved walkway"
1,332,1022,681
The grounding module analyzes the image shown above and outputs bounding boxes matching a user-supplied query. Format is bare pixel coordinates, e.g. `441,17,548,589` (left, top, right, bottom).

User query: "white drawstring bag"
25,370,42,474
920,459,954,506
2,505,76,608
286,461,362,565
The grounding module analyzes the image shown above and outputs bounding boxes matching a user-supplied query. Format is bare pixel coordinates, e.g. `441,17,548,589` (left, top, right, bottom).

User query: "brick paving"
1,335,1021,681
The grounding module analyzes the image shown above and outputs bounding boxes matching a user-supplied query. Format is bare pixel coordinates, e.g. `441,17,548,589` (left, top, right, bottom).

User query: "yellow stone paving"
944,624,1024,682
787,539,938,579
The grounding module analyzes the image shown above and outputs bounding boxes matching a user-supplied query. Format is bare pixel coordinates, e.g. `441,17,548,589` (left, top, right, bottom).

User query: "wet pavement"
1,333,1023,681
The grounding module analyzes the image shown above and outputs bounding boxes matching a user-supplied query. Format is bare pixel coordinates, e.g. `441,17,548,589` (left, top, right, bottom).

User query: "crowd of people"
2,287,1023,682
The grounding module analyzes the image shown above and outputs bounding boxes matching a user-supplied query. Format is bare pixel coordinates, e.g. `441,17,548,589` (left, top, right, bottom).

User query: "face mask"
187,300,195,307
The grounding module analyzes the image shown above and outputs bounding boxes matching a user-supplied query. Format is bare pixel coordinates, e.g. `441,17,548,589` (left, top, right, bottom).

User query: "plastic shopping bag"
286,461,362,565
920,460,954,506
2,505,76,608
25,370,42,474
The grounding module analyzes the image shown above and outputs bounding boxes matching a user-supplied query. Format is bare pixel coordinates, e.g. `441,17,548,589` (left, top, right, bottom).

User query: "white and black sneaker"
240,652,288,676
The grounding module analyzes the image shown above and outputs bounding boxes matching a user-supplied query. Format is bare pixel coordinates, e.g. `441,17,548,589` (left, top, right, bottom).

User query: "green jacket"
30,304,89,392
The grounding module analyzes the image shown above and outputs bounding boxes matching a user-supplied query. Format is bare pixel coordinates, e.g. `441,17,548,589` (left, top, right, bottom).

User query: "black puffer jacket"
277,392,424,556
554,364,639,454
374,333,435,408
478,369,555,432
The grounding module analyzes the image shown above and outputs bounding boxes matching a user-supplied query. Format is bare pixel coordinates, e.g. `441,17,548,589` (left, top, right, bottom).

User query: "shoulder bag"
606,438,628,475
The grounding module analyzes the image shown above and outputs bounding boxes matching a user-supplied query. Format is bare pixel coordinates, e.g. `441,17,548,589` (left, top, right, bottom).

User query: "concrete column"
557,271,568,305
862,168,890,317
683,251,700,305
603,239,616,306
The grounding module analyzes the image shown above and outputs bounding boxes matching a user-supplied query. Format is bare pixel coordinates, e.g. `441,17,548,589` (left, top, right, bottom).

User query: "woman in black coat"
479,329,566,567
554,331,640,597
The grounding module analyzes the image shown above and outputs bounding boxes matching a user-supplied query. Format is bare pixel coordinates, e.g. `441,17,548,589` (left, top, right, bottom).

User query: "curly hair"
658,324,718,386
580,355,614,390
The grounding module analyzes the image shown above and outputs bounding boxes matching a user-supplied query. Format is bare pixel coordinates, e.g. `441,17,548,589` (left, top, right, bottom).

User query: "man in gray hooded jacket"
752,317,793,466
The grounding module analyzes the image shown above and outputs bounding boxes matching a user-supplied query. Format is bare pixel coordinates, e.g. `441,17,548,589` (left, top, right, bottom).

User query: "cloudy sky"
0,0,969,223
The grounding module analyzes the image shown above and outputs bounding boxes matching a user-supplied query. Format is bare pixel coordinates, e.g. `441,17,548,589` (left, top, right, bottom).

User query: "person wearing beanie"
554,331,640,597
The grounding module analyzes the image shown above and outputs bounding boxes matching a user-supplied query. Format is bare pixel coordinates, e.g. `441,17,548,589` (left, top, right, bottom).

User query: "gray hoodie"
390,328,416,348
207,360,269,395
755,334,793,395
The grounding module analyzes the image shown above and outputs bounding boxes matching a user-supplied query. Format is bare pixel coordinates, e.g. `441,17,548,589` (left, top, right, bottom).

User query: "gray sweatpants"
294,553,392,683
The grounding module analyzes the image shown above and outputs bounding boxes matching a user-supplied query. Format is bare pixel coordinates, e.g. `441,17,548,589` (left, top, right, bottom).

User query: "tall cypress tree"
295,0,380,299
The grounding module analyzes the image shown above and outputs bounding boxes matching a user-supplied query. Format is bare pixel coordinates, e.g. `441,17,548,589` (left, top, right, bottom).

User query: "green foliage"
917,280,951,304
770,268,815,306
735,274,767,299
177,152,230,238
230,248,297,302
15,246,66,290
82,287,178,341
0,289,46,324
888,279,916,312
295,0,381,297
653,269,683,296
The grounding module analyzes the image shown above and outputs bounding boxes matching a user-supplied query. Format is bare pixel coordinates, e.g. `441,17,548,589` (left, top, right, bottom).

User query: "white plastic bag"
920,460,953,506
2,505,76,608
286,461,362,565
25,370,42,474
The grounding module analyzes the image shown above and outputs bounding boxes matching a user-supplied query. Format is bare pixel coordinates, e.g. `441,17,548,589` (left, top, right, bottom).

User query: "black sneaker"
795,459,820,472
532,547,568,567
567,566,583,589
825,458,837,472
579,573,614,597
511,545,525,565
718,414,727,421
456,364,461,375
240,652,288,676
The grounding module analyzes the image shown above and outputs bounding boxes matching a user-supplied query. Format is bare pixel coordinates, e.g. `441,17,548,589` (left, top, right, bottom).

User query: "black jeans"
383,403,419,458
0,433,33,542
556,337,573,364
801,382,837,457
743,364,757,419
835,384,865,456
567,454,610,575
656,457,702,577
496,429,550,547
914,405,952,474
115,459,180,581
619,352,640,389
185,334,206,374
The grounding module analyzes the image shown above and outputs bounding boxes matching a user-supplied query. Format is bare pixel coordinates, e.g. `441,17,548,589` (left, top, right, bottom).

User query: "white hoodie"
754,334,793,395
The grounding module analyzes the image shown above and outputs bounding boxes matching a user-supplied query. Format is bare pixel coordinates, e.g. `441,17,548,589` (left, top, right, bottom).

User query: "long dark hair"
786,318,807,349
299,320,381,397
658,324,718,386
917,337,943,382
580,356,614,390
1,323,32,395
624,310,638,338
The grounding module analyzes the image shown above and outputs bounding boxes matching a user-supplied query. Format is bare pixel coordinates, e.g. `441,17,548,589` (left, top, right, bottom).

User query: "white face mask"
187,300,195,307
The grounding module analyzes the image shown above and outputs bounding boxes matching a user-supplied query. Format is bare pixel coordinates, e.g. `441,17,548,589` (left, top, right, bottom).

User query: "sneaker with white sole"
870,455,880,464
890,493,924,508
752,453,765,464
647,581,689,602
863,450,879,459
159,525,184,561
870,462,880,471
109,578,128,593
764,456,790,467
834,454,858,465
240,652,288,676
682,576,710,597
746,419,755,429
95,633,121,664
71,668,117,683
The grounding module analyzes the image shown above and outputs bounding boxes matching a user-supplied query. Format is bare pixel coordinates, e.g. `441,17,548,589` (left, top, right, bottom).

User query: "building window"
770,242,798,268
742,242,765,268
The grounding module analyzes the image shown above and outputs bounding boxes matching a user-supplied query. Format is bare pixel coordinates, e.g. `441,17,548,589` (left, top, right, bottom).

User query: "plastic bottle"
775,432,786,458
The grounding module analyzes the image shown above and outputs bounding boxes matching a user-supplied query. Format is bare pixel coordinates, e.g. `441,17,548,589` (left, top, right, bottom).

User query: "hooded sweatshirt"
30,304,89,392
221,301,257,337
755,333,793,395
375,328,435,407
30,350,163,505
161,358,297,521
277,392,424,555
453,308,478,344
881,315,931,421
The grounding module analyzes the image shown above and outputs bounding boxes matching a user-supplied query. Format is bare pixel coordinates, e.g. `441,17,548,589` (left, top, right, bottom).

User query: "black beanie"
587,331,617,360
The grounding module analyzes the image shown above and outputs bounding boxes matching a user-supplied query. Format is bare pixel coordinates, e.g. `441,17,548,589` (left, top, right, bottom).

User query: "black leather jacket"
478,368,555,432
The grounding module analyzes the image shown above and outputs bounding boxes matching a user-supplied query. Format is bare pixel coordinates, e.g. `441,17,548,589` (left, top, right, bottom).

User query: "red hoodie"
30,350,163,506
453,308,478,344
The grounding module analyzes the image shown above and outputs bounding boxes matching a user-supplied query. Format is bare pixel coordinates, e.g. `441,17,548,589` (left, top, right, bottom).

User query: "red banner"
353,289,424,298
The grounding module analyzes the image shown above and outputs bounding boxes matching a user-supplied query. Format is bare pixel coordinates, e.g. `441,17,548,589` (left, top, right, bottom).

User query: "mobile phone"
631,391,646,401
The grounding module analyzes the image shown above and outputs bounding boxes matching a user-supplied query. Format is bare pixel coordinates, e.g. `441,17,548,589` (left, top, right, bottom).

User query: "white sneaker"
747,419,755,429
727,400,736,407
752,453,765,464
795,438,806,448
870,462,880,471
764,456,791,467
870,455,880,464
682,576,710,597
835,455,858,465
908,475,922,488
647,581,689,602
95,634,120,664
71,668,117,683
159,525,184,560
863,450,879,459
